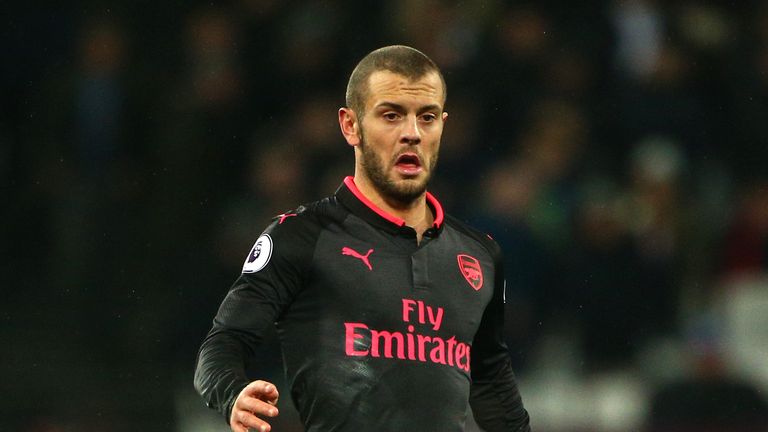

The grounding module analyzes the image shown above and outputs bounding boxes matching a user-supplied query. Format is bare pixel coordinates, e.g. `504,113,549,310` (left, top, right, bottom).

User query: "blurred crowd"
4,0,768,431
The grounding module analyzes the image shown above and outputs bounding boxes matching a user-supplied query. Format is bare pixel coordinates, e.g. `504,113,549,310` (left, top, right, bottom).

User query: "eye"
421,113,437,122
383,112,400,121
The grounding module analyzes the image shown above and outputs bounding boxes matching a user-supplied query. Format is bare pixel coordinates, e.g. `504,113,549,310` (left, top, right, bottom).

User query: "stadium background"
3,0,768,430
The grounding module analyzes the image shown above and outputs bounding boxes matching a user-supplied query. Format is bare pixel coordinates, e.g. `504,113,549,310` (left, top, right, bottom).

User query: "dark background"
3,0,768,431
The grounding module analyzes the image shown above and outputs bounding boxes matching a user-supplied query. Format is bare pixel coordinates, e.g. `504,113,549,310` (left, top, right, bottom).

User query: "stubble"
358,130,438,205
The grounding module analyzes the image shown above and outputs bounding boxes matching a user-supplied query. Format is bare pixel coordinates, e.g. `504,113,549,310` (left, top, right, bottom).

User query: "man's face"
356,70,447,204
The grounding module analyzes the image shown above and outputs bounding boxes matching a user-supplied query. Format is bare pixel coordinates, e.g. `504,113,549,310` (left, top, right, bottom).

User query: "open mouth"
395,153,422,170
394,153,423,176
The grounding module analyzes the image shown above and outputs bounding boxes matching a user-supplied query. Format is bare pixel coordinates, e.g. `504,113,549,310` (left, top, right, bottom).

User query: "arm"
470,244,531,432
194,213,317,429
193,274,284,427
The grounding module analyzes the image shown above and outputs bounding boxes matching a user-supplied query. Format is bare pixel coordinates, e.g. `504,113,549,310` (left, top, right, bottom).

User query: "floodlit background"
3,0,768,431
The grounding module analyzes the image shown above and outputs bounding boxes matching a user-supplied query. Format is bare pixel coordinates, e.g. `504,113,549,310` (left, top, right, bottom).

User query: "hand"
229,380,280,432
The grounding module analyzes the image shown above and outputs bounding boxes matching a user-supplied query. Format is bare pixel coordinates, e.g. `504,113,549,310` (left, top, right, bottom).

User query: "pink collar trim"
343,176,444,229
426,191,444,228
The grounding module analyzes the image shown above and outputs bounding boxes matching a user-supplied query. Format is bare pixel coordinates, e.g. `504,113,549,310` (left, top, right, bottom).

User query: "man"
194,45,531,432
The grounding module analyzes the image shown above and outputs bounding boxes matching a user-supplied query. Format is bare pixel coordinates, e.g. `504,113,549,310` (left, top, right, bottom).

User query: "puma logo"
342,247,374,271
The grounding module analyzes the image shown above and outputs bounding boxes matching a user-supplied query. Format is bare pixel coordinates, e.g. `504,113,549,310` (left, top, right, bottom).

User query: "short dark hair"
345,45,446,117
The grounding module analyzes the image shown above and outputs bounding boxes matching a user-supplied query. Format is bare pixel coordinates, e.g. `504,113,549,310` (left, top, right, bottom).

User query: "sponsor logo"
341,246,374,271
344,298,471,372
457,254,483,291
242,234,273,273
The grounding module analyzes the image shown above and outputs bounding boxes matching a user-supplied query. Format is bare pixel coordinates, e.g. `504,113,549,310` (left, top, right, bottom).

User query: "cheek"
361,135,392,166
367,130,399,157
425,133,442,154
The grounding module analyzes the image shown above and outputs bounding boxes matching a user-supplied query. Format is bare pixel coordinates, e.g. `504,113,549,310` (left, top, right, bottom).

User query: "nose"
400,115,421,144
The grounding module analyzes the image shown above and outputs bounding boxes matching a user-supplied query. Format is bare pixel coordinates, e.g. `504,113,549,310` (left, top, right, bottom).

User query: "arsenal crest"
457,254,483,291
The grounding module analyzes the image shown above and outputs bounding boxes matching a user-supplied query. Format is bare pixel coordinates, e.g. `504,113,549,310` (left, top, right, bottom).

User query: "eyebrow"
374,102,443,113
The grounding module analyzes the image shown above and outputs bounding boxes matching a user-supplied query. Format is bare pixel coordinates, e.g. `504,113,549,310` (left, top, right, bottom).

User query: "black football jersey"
195,177,530,431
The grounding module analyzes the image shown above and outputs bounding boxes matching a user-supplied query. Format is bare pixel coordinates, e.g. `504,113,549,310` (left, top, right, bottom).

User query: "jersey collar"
336,176,444,234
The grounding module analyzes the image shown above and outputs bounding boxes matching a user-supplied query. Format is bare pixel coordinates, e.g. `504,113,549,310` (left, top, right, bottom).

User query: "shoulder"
241,196,344,273
443,214,502,261
263,195,344,238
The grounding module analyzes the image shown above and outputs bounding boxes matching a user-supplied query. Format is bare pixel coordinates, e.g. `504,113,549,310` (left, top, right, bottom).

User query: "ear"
442,111,448,124
339,107,361,146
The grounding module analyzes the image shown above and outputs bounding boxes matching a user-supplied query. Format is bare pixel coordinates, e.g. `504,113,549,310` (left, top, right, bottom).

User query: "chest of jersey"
279,215,494,373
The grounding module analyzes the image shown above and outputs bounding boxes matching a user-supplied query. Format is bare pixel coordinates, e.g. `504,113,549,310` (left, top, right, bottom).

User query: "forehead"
365,70,444,108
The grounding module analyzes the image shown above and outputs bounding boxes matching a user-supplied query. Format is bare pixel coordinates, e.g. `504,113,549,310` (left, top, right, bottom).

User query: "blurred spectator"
611,39,710,164
645,313,768,432
150,5,250,272
724,3,768,179
472,159,550,369
471,99,589,368
626,136,687,336
611,0,664,80
513,100,587,253
272,1,348,102
478,3,554,149
386,0,491,75
562,177,643,369
542,48,596,103
720,179,768,280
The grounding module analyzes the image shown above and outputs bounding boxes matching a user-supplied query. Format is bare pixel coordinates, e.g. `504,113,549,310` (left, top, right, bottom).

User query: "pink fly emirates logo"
344,299,471,372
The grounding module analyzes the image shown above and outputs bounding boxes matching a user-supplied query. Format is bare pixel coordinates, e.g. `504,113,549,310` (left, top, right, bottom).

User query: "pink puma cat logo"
342,247,374,271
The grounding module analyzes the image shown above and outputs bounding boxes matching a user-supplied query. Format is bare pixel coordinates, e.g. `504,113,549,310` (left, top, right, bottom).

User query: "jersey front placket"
410,228,439,292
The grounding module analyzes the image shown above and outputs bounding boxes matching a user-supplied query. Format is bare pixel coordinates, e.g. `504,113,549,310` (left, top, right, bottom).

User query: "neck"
352,175,434,241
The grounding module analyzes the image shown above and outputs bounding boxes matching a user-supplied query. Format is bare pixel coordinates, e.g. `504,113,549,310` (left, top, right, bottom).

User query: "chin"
387,176,429,202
